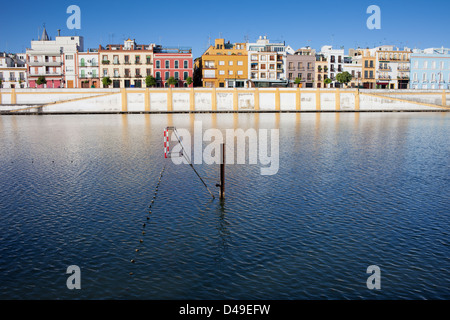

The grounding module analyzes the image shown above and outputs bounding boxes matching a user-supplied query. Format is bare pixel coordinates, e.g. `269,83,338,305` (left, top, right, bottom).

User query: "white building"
26,27,83,88
78,50,100,88
374,45,411,89
246,36,293,87
320,45,345,88
0,52,27,88
343,49,362,88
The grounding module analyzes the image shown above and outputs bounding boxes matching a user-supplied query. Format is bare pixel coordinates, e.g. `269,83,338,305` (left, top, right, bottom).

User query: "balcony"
80,62,99,67
378,76,391,80
113,61,120,65
124,74,131,78
135,74,142,78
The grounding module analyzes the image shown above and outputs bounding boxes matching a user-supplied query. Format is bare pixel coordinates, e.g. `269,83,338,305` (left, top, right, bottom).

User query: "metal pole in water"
220,143,225,199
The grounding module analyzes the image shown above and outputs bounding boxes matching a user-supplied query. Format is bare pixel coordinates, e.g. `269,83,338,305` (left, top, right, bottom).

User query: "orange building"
201,39,248,88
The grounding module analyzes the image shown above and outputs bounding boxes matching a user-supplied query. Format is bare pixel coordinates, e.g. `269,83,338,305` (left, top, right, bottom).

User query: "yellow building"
315,54,328,88
361,49,376,89
201,39,248,88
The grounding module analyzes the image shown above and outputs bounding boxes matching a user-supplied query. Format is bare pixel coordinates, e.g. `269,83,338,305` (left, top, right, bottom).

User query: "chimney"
57,29,61,37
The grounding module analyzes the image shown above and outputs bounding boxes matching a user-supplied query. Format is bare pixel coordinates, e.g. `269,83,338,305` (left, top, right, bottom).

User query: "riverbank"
0,88,448,113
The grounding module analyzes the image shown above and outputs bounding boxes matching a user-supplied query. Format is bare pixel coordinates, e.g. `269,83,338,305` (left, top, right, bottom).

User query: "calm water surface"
0,112,448,300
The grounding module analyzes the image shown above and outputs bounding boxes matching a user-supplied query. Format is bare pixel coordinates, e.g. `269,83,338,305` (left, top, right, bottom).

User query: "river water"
0,112,448,299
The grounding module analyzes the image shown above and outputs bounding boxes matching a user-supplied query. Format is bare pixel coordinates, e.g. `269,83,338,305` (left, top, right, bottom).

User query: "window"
146,56,151,64
135,69,140,76
251,55,258,61
440,61,444,70
174,71,179,79
260,63,266,70
237,61,243,66
65,55,73,60
424,61,428,69
183,71,188,80
229,70,233,75
298,62,303,69
229,61,233,66
165,72,169,80
205,61,215,68
156,72,161,80
165,61,170,68
174,60,179,69
370,61,374,68
432,61,436,69
156,60,161,68
147,69,151,76
237,71,243,75
219,61,225,66
219,70,225,75
124,55,129,63
135,56,140,64
260,72,266,78
260,55,267,61
414,61,419,68
369,71,373,78
184,60,188,68
422,73,427,81
103,69,108,76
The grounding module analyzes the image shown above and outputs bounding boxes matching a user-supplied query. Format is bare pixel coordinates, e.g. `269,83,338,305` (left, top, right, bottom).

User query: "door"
67,80,74,88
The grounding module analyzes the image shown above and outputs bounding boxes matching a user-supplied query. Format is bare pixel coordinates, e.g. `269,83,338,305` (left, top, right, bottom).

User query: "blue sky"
1,0,449,58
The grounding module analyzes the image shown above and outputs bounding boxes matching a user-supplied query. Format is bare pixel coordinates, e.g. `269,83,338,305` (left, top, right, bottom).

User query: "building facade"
410,48,450,90
78,50,100,88
99,39,154,88
153,45,193,88
286,47,315,88
344,49,362,88
0,52,27,88
201,38,248,88
319,46,345,88
247,36,293,87
26,27,83,88
375,46,411,89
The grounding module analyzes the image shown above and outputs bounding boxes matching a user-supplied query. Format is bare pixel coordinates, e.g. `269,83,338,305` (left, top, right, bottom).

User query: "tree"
36,76,47,87
102,76,112,88
145,75,157,88
336,72,353,87
294,77,303,87
185,76,193,87
324,78,332,88
167,76,178,87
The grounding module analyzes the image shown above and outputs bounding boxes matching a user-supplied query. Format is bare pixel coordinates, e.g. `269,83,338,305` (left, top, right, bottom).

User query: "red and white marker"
164,128,169,158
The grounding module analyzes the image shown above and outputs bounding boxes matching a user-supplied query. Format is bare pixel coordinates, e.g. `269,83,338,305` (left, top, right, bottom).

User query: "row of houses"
0,27,193,89
1,28,449,90
196,37,450,90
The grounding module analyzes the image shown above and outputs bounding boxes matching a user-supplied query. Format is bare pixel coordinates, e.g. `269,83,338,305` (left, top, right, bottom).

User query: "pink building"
153,46,193,87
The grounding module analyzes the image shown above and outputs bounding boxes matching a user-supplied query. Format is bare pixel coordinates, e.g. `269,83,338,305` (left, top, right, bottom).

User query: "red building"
153,46,193,87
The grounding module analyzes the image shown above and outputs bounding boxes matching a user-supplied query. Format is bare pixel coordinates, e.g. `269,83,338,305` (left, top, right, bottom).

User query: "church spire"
41,23,49,41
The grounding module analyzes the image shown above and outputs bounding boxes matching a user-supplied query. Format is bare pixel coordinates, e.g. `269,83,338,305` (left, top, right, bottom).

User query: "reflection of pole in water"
216,200,230,257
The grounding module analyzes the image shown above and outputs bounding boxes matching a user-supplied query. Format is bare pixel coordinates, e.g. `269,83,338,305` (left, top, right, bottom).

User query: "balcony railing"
102,60,110,65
